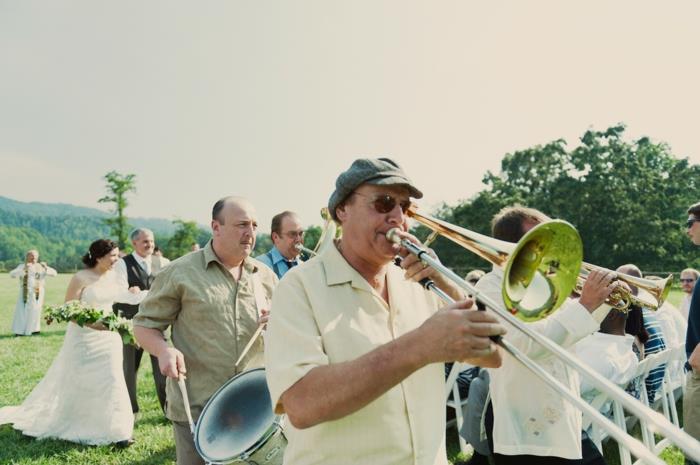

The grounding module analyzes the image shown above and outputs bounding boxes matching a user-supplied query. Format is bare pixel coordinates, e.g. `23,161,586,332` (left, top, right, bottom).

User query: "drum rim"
194,367,282,463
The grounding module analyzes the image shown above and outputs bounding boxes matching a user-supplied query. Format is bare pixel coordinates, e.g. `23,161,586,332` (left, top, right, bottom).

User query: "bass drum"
194,368,286,464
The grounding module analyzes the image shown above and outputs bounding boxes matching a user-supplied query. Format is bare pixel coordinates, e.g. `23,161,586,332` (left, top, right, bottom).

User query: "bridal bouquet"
44,301,136,345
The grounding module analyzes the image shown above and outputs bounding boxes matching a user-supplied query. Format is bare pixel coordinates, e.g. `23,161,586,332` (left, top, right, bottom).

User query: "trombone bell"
406,205,583,322
504,221,582,321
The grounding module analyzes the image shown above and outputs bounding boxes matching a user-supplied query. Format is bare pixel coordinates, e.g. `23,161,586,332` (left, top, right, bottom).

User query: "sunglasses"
353,192,411,214
680,278,696,283
686,218,700,229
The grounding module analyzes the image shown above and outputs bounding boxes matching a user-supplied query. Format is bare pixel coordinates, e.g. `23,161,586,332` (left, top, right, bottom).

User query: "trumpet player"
265,158,506,465
256,210,305,279
478,205,616,465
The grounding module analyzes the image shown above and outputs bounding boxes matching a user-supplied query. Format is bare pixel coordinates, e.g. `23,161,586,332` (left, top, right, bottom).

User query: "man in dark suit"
114,228,167,414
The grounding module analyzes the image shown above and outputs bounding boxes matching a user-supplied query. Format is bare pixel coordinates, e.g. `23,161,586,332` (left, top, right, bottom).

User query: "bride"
0,239,145,446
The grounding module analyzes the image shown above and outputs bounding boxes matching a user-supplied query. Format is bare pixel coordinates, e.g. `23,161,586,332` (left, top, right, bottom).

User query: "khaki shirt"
134,241,277,422
264,243,447,465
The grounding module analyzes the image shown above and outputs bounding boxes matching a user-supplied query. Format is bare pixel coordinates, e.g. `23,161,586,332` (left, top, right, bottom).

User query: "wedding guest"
114,228,167,414
152,246,171,275
680,268,699,321
9,249,57,336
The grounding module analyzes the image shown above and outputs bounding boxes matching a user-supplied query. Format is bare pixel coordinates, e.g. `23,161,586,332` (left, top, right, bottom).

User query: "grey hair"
130,228,154,241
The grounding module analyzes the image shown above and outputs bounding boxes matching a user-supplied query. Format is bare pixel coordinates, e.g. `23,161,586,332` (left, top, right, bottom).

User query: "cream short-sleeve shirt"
265,244,447,465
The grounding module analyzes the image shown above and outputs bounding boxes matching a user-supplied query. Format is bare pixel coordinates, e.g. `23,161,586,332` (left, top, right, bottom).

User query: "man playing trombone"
264,158,507,465
477,205,617,465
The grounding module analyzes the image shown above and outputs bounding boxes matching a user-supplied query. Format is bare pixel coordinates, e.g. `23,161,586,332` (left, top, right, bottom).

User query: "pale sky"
2,1,699,232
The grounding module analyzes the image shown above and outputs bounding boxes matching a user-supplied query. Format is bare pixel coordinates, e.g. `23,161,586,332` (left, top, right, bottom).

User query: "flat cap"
328,157,423,221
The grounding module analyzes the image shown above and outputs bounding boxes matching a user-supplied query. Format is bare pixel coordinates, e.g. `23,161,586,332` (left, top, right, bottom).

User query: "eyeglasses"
284,230,305,239
680,278,696,283
686,218,700,229
353,192,411,214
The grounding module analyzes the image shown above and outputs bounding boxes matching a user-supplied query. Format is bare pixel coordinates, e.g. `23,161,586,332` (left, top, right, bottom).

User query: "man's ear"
271,232,280,242
335,204,347,222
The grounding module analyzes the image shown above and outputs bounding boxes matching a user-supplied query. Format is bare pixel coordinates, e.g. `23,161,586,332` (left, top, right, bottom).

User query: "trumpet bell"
504,220,582,322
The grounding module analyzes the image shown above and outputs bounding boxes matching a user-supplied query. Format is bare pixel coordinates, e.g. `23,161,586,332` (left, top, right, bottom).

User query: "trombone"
395,205,700,464
295,207,338,258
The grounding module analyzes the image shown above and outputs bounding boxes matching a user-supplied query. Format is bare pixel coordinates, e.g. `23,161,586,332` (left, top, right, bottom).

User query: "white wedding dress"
0,272,139,445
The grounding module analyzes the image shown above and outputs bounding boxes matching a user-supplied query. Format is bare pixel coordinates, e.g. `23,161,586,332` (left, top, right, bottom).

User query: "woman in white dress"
0,239,145,446
9,249,57,336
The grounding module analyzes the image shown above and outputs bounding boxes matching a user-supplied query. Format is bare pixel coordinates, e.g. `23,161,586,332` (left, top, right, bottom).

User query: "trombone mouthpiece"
386,228,402,244
294,244,303,251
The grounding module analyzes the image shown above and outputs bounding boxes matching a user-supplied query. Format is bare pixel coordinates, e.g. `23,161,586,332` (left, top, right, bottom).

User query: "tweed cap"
328,157,423,221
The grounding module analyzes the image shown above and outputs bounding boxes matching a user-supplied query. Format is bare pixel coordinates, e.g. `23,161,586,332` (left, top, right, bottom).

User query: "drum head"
195,368,276,463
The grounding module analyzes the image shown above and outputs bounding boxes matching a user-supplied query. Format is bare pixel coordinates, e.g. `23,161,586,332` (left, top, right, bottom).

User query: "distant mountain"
0,195,181,270
0,196,176,235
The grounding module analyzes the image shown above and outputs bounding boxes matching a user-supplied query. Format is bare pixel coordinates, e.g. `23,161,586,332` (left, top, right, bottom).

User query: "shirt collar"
132,252,151,265
203,240,258,273
319,241,381,294
268,246,297,265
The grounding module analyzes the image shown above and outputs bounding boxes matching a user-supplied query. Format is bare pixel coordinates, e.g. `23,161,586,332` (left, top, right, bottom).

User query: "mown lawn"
0,272,689,464
0,273,173,465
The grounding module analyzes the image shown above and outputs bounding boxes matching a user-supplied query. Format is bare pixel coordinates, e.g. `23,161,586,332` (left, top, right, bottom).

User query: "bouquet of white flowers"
44,301,136,345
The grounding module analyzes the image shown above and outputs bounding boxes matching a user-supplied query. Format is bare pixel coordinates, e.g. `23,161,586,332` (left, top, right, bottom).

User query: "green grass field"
0,274,173,465
0,273,689,464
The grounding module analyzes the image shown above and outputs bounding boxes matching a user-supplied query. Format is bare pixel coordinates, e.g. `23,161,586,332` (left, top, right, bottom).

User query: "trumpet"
576,263,673,312
397,205,700,464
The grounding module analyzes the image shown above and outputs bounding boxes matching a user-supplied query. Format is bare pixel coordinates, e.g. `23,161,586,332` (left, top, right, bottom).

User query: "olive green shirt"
134,240,277,422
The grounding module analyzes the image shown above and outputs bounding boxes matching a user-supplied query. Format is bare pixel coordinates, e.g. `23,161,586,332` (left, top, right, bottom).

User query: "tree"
98,171,136,248
166,219,205,259
426,125,700,274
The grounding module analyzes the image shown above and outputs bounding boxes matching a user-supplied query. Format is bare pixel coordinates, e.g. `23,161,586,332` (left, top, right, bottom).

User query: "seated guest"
624,304,648,401
654,300,688,386
617,265,667,404
574,307,639,414
679,268,699,321
256,211,305,279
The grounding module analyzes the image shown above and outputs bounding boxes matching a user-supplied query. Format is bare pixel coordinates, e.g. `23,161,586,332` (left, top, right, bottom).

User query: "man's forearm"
134,326,168,357
281,329,427,429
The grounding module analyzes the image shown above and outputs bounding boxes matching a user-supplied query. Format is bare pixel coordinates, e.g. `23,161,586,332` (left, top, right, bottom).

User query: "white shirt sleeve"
9,264,26,278
113,258,129,289
475,269,599,359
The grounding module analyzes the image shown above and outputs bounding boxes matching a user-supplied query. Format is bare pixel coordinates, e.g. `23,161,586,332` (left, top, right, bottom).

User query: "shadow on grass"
0,426,91,462
0,330,66,341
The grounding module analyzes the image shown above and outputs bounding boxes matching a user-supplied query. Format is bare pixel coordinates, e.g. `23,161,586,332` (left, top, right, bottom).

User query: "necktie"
284,260,297,270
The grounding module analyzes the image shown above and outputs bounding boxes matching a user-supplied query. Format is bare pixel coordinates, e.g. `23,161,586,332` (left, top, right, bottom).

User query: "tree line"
414,125,700,277
2,125,699,275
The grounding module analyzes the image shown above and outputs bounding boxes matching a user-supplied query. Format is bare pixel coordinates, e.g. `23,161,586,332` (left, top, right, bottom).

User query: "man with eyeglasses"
679,268,699,321
256,211,305,279
264,157,506,465
684,202,700,465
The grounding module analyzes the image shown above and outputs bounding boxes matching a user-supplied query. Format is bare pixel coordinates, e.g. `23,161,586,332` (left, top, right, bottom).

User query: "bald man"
134,196,278,465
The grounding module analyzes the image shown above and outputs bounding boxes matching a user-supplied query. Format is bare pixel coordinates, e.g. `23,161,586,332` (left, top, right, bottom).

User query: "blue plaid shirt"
642,308,667,404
